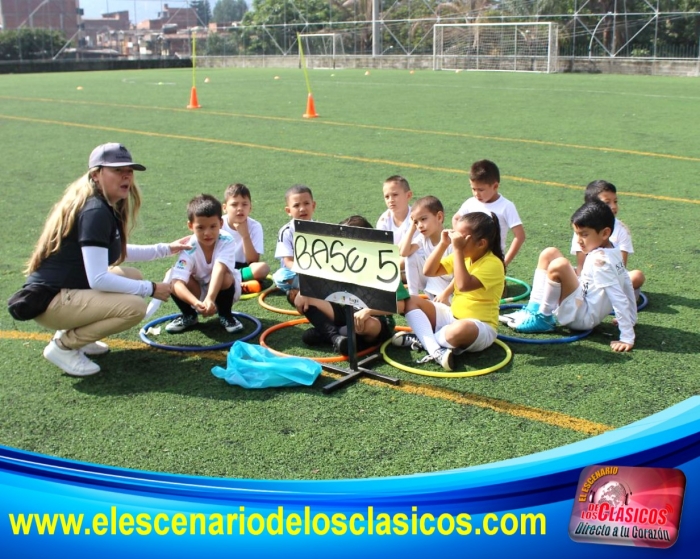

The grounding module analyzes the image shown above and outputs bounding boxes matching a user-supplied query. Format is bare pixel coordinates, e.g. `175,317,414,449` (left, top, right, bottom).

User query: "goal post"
433,22,558,73
298,33,346,70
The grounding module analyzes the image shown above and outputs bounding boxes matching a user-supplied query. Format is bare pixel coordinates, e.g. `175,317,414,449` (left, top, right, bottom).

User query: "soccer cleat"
43,340,101,377
500,303,540,328
301,327,326,346
165,314,199,333
219,315,244,334
332,335,349,356
433,347,454,371
391,332,424,351
514,311,557,334
415,347,454,371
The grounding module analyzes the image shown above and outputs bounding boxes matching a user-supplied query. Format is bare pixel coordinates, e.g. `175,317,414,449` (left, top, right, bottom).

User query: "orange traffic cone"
187,86,201,109
303,93,319,118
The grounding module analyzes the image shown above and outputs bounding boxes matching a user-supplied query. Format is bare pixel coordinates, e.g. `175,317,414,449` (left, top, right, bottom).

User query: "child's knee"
630,270,645,290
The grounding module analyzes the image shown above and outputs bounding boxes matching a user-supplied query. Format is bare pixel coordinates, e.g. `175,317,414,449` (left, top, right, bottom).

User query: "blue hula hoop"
139,312,262,352
637,291,648,311
497,303,593,345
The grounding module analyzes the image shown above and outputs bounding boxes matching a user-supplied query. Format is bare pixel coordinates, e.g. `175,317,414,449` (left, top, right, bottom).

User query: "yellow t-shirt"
441,251,505,329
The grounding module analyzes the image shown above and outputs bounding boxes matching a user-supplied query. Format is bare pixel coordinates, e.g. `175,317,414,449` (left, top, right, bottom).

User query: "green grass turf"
0,67,699,479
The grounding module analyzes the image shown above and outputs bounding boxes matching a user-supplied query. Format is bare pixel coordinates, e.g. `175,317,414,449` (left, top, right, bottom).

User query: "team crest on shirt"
175,259,187,269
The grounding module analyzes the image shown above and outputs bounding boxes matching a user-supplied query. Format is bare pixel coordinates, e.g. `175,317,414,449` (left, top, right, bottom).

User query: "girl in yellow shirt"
393,212,506,371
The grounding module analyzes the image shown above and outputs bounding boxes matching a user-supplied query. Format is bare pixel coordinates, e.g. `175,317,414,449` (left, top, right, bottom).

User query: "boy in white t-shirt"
376,175,414,245
570,180,645,293
399,195,454,302
222,183,270,293
272,184,316,303
513,200,637,352
451,159,525,267
166,194,242,334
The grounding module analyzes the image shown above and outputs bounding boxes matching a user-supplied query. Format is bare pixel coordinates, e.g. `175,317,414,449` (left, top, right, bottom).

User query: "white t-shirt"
555,246,637,345
456,195,522,253
274,220,296,267
570,218,634,255
376,206,414,245
171,231,238,286
222,216,264,264
420,235,454,298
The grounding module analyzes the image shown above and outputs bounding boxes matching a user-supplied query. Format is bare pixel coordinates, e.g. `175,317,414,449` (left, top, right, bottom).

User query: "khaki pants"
35,267,147,350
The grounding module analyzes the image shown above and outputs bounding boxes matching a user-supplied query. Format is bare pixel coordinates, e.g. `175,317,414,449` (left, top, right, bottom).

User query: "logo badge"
569,465,685,548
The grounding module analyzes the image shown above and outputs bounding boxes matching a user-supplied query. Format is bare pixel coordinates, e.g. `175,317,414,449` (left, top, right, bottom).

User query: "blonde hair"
25,168,142,274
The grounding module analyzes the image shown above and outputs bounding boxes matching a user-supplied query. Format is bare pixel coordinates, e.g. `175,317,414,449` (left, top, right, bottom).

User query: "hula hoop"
259,318,380,363
380,337,512,378
497,304,592,345
637,291,648,311
139,312,262,352
258,286,301,316
501,276,531,304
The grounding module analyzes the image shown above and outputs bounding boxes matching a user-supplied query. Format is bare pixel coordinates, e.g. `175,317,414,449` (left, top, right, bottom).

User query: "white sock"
435,328,455,350
539,279,562,316
529,268,548,304
405,309,440,356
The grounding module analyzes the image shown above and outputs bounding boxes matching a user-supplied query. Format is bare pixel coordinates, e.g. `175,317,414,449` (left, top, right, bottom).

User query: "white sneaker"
81,341,109,356
53,331,108,356
43,340,101,377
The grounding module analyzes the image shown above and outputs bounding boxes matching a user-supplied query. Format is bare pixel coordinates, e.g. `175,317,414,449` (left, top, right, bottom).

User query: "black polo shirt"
27,195,123,289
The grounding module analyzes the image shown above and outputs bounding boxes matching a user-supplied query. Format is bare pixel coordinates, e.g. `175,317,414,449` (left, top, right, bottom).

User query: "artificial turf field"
0,67,698,480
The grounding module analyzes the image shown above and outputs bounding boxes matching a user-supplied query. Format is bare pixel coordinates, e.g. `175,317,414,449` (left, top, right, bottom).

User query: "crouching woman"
11,143,188,377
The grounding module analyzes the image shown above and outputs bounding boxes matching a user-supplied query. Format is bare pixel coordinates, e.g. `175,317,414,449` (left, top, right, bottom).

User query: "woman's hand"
169,236,193,254
152,282,171,301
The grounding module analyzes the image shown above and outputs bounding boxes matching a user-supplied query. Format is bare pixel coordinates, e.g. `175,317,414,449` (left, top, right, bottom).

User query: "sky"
78,1,191,25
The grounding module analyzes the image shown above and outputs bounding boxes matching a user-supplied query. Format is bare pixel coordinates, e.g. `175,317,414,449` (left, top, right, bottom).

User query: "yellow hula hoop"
257,285,301,316
380,337,512,378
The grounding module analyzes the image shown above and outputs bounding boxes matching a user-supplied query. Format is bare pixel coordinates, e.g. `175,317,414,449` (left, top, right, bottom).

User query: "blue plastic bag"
211,341,322,389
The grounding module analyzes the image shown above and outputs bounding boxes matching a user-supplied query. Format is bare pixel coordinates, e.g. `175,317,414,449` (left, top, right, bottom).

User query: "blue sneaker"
500,302,539,328
514,311,556,333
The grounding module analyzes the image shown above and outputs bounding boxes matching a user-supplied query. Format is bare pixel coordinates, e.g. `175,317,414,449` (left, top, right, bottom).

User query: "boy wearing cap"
17,143,189,377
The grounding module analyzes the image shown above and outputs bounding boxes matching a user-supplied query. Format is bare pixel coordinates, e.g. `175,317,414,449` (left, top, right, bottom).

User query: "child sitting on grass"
294,215,409,355
393,212,506,371
571,180,645,295
272,184,316,304
222,183,270,293
513,200,637,352
399,195,454,303
166,194,242,334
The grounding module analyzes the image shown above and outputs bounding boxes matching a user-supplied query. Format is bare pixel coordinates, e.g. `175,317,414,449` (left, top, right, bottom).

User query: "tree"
191,1,213,26
240,0,343,54
213,0,249,23
0,29,66,61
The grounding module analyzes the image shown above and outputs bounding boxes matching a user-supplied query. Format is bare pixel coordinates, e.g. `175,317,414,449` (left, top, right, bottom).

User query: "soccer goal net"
298,33,346,69
433,22,558,73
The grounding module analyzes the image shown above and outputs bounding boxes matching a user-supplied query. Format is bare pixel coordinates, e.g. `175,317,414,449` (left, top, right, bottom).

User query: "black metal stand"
321,306,400,394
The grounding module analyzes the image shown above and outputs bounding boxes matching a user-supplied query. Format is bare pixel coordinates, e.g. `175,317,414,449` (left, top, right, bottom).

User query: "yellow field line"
1,330,611,436
2,113,699,206
3,95,700,163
